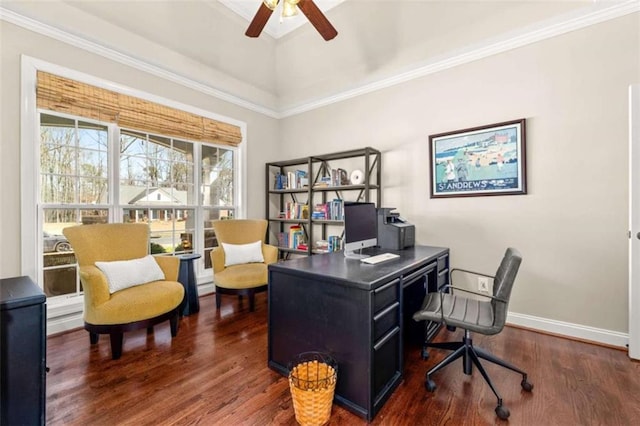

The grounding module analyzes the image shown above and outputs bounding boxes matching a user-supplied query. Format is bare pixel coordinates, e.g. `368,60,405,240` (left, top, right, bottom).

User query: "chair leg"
474,346,528,377
248,289,256,312
110,332,124,360
468,347,503,404
468,346,512,420
422,340,463,360
169,312,179,337
216,290,222,309
147,327,154,334
426,344,467,379
89,332,99,345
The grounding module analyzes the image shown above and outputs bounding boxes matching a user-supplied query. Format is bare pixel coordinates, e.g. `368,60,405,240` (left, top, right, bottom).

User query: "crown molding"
2,1,639,120
0,7,280,118
280,0,640,117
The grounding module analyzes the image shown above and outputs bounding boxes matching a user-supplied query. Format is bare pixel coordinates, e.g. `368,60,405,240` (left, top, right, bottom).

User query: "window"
37,112,241,300
21,59,246,332
40,114,109,297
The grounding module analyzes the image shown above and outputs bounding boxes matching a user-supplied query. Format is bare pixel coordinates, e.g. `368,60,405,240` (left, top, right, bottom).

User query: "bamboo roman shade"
36,71,242,147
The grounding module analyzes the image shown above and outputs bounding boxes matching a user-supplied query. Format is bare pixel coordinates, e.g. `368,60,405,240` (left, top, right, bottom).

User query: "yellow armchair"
63,223,184,359
211,219,278,312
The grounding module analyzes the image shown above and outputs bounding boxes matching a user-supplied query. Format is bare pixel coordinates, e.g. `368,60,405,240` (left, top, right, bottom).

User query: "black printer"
377,207,415,250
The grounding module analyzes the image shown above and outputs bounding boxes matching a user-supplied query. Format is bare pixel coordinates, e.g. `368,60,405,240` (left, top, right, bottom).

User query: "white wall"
0,21,279,279
279,14,640,336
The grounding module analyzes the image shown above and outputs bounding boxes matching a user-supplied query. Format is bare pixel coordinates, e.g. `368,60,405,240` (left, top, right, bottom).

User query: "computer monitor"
343,201,377,259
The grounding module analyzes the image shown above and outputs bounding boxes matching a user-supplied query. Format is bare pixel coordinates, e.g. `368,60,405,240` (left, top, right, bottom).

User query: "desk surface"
269,245,448,290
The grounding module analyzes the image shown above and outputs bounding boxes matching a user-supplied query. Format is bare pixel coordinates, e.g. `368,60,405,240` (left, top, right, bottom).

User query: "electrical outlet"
478,277,489,293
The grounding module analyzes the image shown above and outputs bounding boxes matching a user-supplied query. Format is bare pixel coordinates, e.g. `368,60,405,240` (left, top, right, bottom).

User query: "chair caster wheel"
446,325,456,332
425,379,436,392
521,379,534,392
495,405,510,420
421,348,429,359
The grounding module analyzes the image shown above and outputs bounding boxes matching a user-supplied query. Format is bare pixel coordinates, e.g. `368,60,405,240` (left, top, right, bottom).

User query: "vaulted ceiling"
2,1,632,115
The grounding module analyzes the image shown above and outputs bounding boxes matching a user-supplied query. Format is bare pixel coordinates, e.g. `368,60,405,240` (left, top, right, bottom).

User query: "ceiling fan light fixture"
263,0,279,11
281,0,299,18
247,0,338,41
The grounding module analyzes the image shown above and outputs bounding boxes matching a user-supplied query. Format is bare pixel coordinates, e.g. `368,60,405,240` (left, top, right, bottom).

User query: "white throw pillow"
222,240,264,267
95,255,166,294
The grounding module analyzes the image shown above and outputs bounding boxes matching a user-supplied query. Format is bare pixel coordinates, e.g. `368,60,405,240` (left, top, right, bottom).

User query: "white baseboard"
507,311,629,349
47,292,629,351
47,312,84,335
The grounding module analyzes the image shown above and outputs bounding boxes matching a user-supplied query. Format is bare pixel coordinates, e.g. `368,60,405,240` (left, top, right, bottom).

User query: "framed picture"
429,119,527,198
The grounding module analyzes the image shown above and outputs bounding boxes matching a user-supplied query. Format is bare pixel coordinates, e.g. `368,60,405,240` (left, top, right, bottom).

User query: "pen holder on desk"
288,352,338,426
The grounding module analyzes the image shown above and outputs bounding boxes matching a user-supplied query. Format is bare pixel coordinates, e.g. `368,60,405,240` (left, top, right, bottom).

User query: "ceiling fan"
245,0,338,41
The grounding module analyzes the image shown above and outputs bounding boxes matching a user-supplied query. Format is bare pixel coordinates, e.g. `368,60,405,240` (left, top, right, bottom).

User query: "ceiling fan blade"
297,0,338,41
245,2,275,38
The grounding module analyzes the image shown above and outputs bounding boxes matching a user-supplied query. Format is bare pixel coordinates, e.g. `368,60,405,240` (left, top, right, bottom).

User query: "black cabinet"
268,246,449,420
1,276,46,426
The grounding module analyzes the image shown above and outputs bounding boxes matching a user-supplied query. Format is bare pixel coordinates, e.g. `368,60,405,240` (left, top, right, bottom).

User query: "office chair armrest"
439,284,508,304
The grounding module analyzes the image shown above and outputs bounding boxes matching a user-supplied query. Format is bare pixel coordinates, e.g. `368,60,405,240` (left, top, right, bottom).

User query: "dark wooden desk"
267,245,449,421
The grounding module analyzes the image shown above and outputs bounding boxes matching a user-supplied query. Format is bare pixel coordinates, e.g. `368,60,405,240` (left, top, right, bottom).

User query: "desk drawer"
373,326,401,403
438,269,449,288
373,279,400,313
437,254,449,272
373,302,399,341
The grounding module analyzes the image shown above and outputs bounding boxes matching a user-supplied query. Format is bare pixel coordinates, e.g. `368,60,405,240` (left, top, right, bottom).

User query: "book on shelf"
328,235,343,252
288,225,304,249
284,202,309,220
284,169,308,190
311,200,343,220
329,199,343,220
330,168,349,186
312,203,328,220
274,172,288,190
287,171,296,189
277,232,288,248
314,236,342,252
297,170,309,188
314,240,329,253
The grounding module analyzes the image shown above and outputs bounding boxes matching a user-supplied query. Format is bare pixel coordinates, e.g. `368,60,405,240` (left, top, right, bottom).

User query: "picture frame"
429,118,527,198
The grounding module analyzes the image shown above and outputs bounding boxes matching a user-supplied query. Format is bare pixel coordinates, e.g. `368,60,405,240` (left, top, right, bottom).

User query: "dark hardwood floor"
46,293,640,425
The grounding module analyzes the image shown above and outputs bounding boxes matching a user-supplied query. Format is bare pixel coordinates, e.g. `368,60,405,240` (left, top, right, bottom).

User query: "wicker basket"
288,352,338,426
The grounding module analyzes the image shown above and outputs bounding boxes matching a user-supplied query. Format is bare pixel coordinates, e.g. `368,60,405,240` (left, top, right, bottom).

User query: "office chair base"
423,330,533,420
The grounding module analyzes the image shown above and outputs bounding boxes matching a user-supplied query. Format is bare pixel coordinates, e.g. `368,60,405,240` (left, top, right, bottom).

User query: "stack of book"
284,202,309,220
288,225,305,250
328,235,342,252
273,170,309,190
314,236,342,253
287,170,308,189
311,199,343,220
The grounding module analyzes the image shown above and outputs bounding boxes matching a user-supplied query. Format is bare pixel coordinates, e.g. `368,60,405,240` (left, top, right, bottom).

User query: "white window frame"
21,56,247,332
